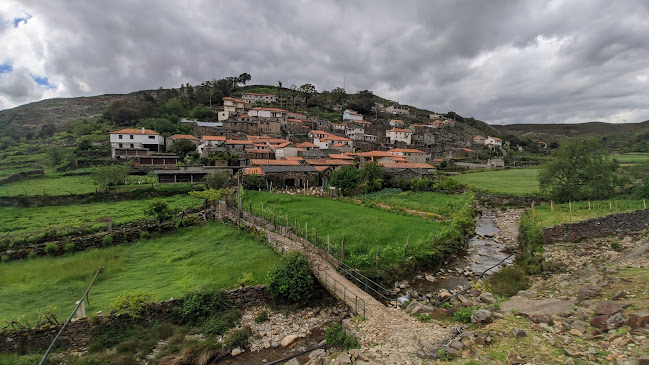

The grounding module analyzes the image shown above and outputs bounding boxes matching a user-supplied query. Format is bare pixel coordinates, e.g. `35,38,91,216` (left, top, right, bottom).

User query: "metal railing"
318,269,366,318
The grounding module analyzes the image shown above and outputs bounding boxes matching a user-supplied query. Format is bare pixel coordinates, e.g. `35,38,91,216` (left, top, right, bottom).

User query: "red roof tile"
111,128,159,135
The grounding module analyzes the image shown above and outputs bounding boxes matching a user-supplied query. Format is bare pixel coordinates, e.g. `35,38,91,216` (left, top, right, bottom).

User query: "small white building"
386,128,412,145
363,134,377,142
313,134,353,150
223,97,245,113
343,109,363,121
109,128,164,159
241,93,277,104
389,119,404,127
385,104,410,115
485,136,503,148
248,107,288,119
270,142,298,159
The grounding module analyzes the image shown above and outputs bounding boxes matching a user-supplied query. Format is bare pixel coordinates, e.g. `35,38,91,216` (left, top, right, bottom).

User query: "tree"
90,164,130,190
189,188,233,207
189,105,216,120
299,83,317,106
331,87,347,104
267,251,314,304
45,145,70,167
330,166,362,194
538,137,621,202
238,73,252,86
360,162,385,193
348,90,374,115
204,171,229,189
169,139,197,159
145,200,174,223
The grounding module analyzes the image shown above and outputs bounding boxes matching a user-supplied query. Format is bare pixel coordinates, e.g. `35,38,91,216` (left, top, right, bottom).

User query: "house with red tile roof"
109,127,164,159
242,93,277,104
386,128,412,145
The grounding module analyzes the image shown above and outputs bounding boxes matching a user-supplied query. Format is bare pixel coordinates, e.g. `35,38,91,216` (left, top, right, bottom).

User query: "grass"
0,174,96,196
452,168,540,195
0,222,280,323
242,191,464,270
0,195,203,240
612,152,649,163
360,190,473,218
531,197,647,227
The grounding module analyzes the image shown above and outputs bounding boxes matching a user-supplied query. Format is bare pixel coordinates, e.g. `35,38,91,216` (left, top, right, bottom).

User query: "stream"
395,207,514,303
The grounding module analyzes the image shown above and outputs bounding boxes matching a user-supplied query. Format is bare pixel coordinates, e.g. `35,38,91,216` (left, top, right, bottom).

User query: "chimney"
141,127,145,134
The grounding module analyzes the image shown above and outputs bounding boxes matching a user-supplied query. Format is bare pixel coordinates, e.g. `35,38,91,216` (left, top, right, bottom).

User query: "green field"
242,191,467,269
613,153,649,163
360,190,473,218
0,195,203,240
452,168,540,195
531,198,647,227
0,174,97,196
0,222,280,323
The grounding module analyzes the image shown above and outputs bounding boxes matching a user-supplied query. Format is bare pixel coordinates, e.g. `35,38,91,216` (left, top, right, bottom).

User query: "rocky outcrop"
543,209,649,243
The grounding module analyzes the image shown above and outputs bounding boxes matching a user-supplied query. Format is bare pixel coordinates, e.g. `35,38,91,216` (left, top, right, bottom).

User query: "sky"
1,0,648,125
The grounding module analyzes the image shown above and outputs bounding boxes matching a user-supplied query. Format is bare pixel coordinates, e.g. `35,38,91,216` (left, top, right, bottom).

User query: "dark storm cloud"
1,0,648,124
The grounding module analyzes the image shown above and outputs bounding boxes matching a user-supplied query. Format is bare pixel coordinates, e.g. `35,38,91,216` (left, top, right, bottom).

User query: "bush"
453,307,473,323
102,235,114,246
224,326,252,349
243,174,266,190
44,243,59,255
204,171,229,189
28,250,37,259
325,323,360,350
267,252,314,304
255,310,269,324
411,177,434,191
488,267,530,297
237,272,254,287
111,291,155,318
64,243,75,252
610,241,621,250
139,231,150,240
145,201,174,223
172,291,232,326
202,309,241,335
1,255,9,263
517,212,545,274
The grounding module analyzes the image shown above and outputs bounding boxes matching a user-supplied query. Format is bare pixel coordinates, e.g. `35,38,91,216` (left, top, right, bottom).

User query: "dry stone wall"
542,209,649,243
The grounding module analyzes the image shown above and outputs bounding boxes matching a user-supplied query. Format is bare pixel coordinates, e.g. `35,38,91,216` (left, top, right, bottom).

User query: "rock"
578,285,601,301
409,289,419,298
406,302,434,316
606,312,626,329
348,349,360,360
500,297,574,319
479,292,497,304
439,289,452,300
336,351,352,364
594,301,624,316
530,313,553,324
449,339,464,350
626,312,649,329
430,307,448,320
564,348,582,358
285,358,300,365
507,351,525,364
616,358,639,365
471,310,493,324
457,294,469,304
511,327,527,338
612,291,627,300
309,349,326,359
231,347,242,356
638,356,649,365
425,273,436,282
271,341,279,348
569,328,583,337
532,323,554,333
590,314,612,330
281,334,299,347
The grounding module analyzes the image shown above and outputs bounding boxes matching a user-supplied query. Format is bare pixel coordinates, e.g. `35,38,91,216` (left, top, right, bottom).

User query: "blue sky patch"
13,13,32,27
31,74,56,89
0,61,12,74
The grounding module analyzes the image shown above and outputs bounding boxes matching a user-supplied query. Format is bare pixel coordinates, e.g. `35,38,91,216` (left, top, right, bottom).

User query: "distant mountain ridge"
493,121,649,143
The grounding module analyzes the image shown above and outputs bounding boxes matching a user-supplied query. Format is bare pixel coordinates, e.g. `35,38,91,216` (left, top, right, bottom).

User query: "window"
119,143,123,148
130,144,134,148
148,136,155,139
118,135,123,139
130,135,134,139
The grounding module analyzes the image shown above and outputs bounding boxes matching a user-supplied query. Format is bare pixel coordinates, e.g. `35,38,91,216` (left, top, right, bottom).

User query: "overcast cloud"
1,0,648,124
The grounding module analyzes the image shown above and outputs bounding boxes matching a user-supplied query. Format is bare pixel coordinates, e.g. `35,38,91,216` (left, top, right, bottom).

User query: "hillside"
0,94,136,138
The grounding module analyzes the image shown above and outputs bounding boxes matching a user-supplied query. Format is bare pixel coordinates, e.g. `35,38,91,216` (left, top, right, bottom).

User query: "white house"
248,107,288,119
241,93,277,104
343,109,363,121
385,104,410,115
110,128,164,159
386,128,412,145
389,119,404,127
313,134,353,150
269,142,298,159
197,135,226,156
331,123,347,132
223,97,245,113
345,126,365,140
389,148,427,163
485,136,503,148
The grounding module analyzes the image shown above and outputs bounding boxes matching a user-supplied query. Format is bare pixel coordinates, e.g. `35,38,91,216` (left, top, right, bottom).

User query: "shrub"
488,267,530,297
204,171,229,189
224,326,252,349
267,251,314,304
610,241,621,250
411,177,433,191
453,307,473,323
243,174,266,190
111,291,155,318
139,231,150,240
145,201,174,223
237,272,254,287
102,235,114,246
44,243,59,255
325,323,360,350
172,291,232,326
255,310,269,324
28,250,37,259
1,255,8,263
64,243,75,252
201,309,241,335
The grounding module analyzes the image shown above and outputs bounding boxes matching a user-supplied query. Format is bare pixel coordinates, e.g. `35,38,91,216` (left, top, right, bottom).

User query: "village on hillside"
108,91,514,188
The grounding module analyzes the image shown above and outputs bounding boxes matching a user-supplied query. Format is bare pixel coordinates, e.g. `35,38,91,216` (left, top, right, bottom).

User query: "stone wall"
0,169,44,185
0,286,269,353
542,209,649,244
475,193,549,208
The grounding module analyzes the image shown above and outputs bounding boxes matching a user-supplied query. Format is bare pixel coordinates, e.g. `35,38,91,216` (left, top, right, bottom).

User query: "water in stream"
397,208,514,302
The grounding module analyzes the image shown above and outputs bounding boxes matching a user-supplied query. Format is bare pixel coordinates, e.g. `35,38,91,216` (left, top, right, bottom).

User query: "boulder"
606,312,626,329
530,313,553,324
594,301,624,316
336,351,352,364
281,334,299,347
231,347,242,356
511,327,527,338
638,356,649,365
479,292,497,304
507,351,525,364
285,358,300,365
406,302,434,316
500,297,574,319
578,285,601,301
439,289,452,300
449,339,464,350
471,310,493,324
626,312,649,329
590,314,612,331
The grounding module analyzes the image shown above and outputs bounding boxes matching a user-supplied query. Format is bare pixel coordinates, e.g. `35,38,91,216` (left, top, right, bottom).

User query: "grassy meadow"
0,174,97,196
360,190,473,218
242,191,468,270
530,197,648,227
0,222,280,323
452,168,540,195
613,152,649,163
0,195,203,240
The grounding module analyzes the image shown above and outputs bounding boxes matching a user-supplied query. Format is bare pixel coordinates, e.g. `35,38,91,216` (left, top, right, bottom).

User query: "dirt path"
493,208,523,250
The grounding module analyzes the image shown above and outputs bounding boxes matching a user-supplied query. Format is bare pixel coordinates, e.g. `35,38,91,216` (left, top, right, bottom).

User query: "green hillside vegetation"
0,174,96,196
0,222,279,323
359,190,473,218
0,195,203,241
242,191,472,270
452,168,540,195
532,197,647,227
613,152,649,163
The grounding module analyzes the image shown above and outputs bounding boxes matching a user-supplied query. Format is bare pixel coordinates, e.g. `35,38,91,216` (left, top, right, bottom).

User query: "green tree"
145,200,174,223
189,188,233,207
189,105,216,120
45,145,70,167
538,137,620,202
169,139,197,159
331,87,347,104
360,162,385,193
299,83,317,106
330,166,361,194
204,171,229,189
238,73,252,86
267,251,314,304
156,97,186,118
90,164,130,190
348,90,374,115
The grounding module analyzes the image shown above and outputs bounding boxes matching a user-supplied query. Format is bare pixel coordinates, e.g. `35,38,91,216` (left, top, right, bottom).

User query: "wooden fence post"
305,221,308,240
376,244,380,269
295,218,298,235
341,241,345,262
327,235,330,253
314,228,317,246
404,234,410,256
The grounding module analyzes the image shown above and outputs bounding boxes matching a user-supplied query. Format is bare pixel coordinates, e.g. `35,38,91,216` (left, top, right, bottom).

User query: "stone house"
385,104,410,115
242,93,277,104
166,134,199,152
386,128,412,145
110,128,164,159
389,148,428,163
